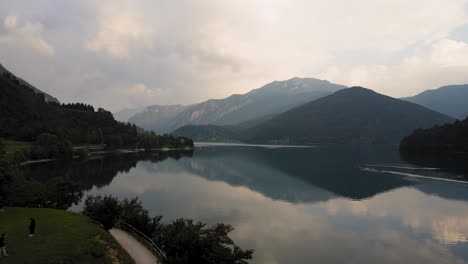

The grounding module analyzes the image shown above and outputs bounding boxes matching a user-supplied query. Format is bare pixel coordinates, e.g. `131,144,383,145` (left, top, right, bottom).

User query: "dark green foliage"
83,195,122,230
61,102,95,112
3,174,83,208
27,133,73,160
120,197,162,236
400,117,468,153
43,177,84,209
0,73,138,146
137,131,194,149
0,141,22,207
82,195,253,263
246,87,453,144
154,219,253,264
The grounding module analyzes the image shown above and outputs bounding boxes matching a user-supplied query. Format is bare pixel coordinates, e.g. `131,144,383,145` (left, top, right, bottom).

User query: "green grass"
0,207,134,264
3,140,32,158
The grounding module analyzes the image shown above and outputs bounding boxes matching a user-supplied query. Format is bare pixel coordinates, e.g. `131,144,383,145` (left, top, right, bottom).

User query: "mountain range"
122,78,347,133
0,64,59,104
245,87,453,144
174,87,454,144
403,85,468,119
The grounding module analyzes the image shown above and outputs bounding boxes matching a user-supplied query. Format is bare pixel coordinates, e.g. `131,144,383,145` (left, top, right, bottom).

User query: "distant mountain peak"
129,77,347,133
403,84,468,119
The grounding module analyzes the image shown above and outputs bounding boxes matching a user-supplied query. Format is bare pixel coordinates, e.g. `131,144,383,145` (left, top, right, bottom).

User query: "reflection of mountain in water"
25,146,468,205
25,151,193,191
184,145,414,201
176,150,336,204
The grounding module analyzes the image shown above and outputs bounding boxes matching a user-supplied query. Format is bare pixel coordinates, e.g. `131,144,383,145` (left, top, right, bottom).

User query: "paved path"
110,228,158,264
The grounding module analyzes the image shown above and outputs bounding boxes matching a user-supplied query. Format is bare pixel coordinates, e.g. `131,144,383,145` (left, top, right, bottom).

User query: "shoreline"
20,146,193,166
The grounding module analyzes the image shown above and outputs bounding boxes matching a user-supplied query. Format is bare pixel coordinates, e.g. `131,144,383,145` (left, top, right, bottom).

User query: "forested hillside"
400,117,468,153
0,72,135,148
245,87,453,144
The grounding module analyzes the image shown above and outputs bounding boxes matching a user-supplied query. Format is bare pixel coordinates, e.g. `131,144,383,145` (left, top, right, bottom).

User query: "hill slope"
0,64,59,103
246,87,453,144
400,117,468,153
0,72,137,145
129,78,347,133
403,85,468,119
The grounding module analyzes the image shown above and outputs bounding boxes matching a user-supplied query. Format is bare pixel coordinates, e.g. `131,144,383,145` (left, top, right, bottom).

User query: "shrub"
154,219,254,264
82,195,121,230
120,197,162,237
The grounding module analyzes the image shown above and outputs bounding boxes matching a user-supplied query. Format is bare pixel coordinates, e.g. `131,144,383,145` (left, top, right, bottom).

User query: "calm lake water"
26,143,468,264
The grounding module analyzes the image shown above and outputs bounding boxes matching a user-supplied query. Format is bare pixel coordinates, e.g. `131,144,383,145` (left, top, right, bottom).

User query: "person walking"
29,218,36,237
0,233,8,257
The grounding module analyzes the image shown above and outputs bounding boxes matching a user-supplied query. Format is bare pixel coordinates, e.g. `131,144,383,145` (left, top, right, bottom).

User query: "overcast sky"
1,0,468,111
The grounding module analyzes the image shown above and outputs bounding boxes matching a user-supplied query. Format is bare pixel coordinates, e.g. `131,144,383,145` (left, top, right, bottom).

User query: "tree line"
0,72,194,151
400,116,468,153
83,195,253,264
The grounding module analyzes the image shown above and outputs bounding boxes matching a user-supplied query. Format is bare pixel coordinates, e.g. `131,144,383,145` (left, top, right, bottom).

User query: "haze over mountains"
124,78,347,133
403,85,468,119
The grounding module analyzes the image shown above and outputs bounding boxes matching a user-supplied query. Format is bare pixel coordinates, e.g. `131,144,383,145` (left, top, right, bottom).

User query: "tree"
120,197,162,236
44,177,83,209
154,219,253,264
82,195,121,230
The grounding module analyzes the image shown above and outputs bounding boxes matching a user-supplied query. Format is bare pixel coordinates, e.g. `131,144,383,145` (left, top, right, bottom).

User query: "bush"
24,133,73,160
82,195,121,230
120,197,162,237
154,219,253,264
44,177,83,209
81,195,254,263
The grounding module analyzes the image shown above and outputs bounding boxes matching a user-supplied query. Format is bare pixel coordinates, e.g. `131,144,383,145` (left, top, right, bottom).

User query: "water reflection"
25,145,468,264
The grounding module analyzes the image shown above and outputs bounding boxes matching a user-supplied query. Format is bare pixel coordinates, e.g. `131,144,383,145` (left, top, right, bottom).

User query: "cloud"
86,2,155,58
1,0,468,111
0,14,54,56
318,38,468,97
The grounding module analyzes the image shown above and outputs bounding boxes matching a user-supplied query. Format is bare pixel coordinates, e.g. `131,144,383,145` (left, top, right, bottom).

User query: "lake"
25,143,468,264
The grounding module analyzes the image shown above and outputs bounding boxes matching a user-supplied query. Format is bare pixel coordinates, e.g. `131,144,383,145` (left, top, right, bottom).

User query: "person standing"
29,218,36,237
0,233,8,257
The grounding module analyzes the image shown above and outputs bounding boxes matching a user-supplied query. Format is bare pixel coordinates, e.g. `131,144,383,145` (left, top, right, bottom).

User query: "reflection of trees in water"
17,150,193,207
400,151,468,178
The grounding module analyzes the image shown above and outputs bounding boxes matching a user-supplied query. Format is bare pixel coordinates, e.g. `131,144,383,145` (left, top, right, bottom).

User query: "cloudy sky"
1,0,468,111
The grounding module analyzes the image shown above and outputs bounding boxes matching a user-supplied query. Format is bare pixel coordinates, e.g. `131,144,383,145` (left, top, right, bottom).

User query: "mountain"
129,78,347,133
403,85,468,119
113,106,146,122
245,87,454,145
128,105,189,133
0,72,137,145
0,64,59,104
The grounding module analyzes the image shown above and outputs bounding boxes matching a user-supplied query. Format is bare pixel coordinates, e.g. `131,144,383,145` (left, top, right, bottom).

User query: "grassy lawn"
3,140,32,158
0,207,134,264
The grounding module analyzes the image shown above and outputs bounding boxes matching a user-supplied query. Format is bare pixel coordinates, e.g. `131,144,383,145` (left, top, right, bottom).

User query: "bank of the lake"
0,207,134,264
